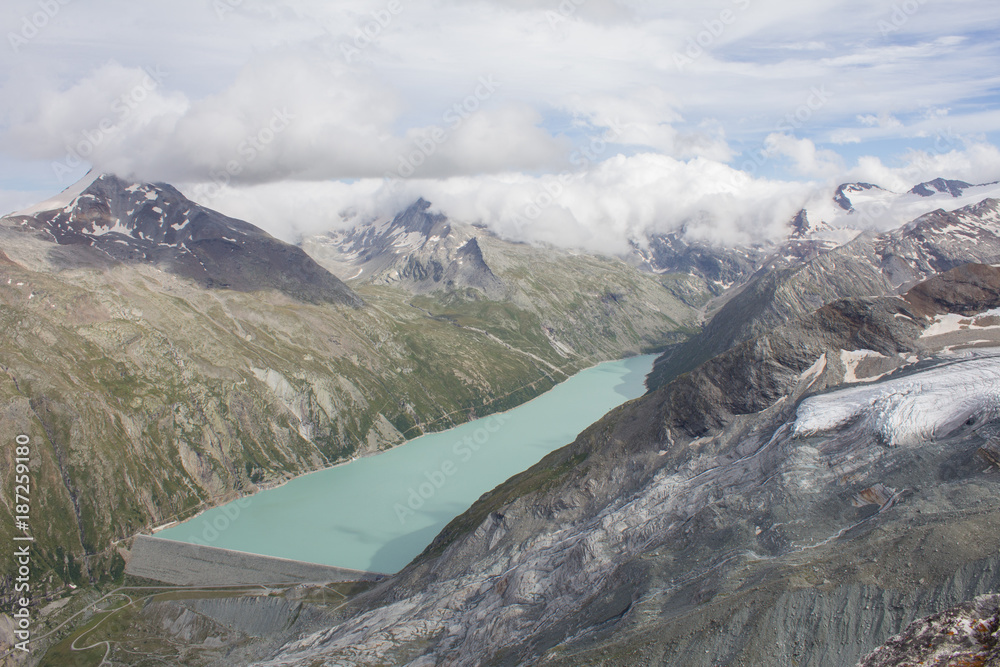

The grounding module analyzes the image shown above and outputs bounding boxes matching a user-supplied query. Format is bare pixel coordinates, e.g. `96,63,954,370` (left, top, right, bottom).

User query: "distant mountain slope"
304,199,504,298
829,178,1000,226
7,173,361,306
649,197,1000,388
304,199,703,360
877,198,1000,286
255,264,1000,666
627,231,768,292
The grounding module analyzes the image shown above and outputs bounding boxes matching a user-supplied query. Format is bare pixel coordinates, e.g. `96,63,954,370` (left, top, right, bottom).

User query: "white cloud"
857,113,903,129
830,129,862,144
181,152,814,252
763,133,843,178
848,140,1000,192
0,0,999,247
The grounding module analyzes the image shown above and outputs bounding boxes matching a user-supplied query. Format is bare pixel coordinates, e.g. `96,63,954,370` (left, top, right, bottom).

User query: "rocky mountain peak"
6,173,362,306
394,197,448,236
909,177,974,198
789,209,810,237
302,198,512,297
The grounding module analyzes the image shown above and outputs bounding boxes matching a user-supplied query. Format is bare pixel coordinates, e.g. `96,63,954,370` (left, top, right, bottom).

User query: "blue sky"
1,0,999,247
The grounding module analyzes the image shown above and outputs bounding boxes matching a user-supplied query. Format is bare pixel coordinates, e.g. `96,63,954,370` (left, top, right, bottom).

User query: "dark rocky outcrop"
910,178,975,198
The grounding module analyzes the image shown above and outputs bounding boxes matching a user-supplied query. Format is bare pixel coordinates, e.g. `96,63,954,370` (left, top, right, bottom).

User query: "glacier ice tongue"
793,351,1000,446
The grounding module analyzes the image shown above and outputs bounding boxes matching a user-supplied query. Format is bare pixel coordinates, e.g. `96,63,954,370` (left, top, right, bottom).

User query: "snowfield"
921,307,1000,338
793,350,1000,446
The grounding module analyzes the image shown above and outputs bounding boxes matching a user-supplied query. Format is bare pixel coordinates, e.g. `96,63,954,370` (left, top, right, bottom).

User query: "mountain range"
0,171,698,619
4,173,1000,666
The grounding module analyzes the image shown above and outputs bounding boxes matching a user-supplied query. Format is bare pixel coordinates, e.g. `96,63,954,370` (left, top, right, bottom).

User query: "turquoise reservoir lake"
157,354,656,573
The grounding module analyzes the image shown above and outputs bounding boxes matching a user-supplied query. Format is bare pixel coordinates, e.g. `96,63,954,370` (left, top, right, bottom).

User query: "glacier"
793,350,1000,446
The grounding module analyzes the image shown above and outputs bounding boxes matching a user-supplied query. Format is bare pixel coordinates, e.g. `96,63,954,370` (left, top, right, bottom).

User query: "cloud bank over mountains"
1,0,999,249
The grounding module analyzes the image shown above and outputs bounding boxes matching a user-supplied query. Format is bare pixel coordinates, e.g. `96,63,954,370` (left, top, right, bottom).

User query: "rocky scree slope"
250,264,1000,666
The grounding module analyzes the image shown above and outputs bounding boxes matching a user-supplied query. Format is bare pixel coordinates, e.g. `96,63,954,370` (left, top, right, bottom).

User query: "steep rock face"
250,267,1000,666
628,231,768,291
8,173,361,306
859,594,1000,666
789,208,834,239
905,262,1000,316
441,237,505,297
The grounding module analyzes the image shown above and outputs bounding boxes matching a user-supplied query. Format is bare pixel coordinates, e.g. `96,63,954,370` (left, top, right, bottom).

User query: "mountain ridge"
6,172,362,306
648,196,1000,389
10,174,1000,664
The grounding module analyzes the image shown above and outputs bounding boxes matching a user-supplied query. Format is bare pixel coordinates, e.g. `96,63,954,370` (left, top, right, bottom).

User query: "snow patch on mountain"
922,307,1000,338
798,353,827,386
840,349,889,383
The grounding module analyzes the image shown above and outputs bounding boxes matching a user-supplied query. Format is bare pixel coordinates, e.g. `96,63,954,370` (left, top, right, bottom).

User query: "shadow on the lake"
612,353,657,399
366,511,458,574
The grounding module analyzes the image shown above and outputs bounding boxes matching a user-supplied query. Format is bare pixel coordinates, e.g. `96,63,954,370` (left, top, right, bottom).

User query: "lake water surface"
157,354,656,573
